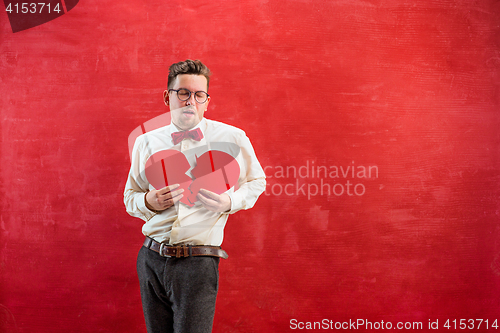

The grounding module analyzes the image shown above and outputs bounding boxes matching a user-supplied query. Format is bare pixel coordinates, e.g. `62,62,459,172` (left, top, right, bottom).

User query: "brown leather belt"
143,237,228,259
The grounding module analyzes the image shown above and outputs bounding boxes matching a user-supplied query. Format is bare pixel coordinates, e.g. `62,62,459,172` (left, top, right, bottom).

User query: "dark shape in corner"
4,0,79,33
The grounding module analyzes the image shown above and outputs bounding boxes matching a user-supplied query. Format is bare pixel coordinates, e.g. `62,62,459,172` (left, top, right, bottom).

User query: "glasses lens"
177,88,191,101
195,91,208,104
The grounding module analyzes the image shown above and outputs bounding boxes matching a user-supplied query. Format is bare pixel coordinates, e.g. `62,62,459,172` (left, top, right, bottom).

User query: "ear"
163,90,170,107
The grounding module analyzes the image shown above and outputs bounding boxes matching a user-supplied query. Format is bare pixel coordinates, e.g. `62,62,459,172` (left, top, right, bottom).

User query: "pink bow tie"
171,128,203,145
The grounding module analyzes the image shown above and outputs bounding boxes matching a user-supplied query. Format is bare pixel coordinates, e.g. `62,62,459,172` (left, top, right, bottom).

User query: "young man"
124,59,266,333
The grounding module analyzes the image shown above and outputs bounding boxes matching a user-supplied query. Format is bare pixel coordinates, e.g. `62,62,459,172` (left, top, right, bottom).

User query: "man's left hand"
197,189,231,212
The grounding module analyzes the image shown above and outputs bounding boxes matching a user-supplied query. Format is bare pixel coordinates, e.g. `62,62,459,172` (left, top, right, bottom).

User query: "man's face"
164,74,210,131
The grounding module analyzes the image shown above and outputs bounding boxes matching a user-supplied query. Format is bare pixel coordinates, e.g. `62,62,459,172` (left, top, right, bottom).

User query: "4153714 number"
444,319,498,330
5,3,61,14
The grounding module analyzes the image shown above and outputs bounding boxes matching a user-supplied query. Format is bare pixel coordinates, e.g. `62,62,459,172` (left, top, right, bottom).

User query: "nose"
185,92,197,106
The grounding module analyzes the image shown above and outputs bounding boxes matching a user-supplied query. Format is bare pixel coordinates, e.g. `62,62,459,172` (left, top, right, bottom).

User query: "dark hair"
167,59,211,90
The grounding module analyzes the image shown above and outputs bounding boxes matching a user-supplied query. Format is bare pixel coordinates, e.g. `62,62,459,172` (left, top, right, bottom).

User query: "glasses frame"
168,88,210,104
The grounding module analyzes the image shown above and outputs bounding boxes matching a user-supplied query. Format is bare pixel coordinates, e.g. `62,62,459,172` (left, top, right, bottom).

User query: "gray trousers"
136,245,220,333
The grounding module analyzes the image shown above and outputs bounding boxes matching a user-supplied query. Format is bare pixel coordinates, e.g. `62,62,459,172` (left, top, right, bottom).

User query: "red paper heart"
144,149,240,207
188,150,240,204
4,0,79,33
144,150,193,206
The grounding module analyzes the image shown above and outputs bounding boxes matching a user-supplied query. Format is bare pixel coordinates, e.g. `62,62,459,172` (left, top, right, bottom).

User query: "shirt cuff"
139,192,157,220
226,189,243,214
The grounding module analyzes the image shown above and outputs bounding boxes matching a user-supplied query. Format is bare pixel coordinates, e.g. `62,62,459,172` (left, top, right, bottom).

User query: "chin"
181,121,197,130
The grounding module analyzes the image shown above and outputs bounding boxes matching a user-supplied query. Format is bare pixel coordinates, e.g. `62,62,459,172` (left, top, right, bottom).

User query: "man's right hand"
145,184,184,212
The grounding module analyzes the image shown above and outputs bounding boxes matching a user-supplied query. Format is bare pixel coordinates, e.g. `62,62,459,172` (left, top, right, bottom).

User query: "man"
124,59,266,333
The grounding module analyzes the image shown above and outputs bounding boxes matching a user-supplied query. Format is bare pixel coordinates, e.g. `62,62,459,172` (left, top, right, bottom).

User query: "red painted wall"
1,0,499,332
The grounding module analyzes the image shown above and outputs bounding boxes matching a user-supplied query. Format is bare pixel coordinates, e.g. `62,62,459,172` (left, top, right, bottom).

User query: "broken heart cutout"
144,149,240,207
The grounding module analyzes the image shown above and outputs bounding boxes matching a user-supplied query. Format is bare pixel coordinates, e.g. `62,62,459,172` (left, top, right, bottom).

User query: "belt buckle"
159,243,169,257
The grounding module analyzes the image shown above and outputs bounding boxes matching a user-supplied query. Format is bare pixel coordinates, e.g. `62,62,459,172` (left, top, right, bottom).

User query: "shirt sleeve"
123,135,157,221
226,132,266,214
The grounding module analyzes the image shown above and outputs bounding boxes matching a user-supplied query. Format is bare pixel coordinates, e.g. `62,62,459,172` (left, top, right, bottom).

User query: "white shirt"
124,118,266,246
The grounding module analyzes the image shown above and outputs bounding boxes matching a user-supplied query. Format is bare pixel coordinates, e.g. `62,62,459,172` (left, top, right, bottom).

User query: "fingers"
157,187,183,207
171,188,184,200
198,188,218,200
197,190,217,212
149,186,229,212
197,190,231,212
158,184,181,195
197,191,218,206
146,184,183,211
164,187,184,200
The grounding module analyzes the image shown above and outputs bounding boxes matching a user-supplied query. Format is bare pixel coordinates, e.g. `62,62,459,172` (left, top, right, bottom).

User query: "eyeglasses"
168,88,210,104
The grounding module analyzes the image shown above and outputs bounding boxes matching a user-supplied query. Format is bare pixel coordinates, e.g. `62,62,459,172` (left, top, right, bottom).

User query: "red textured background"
1,1,500,332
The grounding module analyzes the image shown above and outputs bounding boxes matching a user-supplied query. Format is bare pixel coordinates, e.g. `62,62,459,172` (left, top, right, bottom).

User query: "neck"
172,119,202,132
